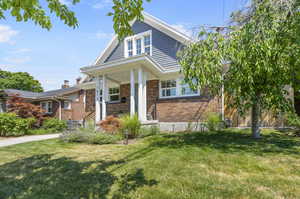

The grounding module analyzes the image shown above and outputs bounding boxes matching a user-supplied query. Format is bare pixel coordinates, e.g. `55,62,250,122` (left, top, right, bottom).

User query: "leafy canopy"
179,0,300,118
0,0,80,30
0,70,43,92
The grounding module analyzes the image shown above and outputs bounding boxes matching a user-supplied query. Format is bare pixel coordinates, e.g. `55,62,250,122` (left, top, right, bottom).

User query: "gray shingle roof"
2,87,80,99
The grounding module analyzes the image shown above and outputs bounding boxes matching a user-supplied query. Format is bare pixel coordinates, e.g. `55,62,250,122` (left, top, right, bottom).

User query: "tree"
7,95,46,127
178,0,300,138
0,0,80,30
0,0,150,34
0,70,43,92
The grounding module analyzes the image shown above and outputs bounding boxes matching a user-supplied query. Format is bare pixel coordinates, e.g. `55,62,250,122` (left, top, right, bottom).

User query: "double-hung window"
161,80,177,97
63,101,71,110
127,40,133,57
136,38,142,55
160,78,200,98
41,101,53,113
144,35,151,55
109,87,120,102
125,30,152,57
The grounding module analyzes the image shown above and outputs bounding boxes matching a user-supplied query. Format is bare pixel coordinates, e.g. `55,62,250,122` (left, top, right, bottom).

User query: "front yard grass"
0,129,299,199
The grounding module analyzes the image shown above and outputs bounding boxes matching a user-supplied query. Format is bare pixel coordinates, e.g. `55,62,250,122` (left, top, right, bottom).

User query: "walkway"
0,134,60,148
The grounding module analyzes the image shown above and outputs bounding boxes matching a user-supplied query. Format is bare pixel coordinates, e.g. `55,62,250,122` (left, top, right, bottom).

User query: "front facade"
0,86,90,123
80,13,222,130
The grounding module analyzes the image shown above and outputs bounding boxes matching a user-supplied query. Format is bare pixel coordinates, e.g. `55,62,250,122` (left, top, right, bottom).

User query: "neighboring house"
79,12,221,131
0,80,90,123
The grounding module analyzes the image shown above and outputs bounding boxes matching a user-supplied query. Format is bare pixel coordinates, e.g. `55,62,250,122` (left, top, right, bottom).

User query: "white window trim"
40,101,53,113
63,101,71,110
99,86,121,103
124,30,152,58
159,78,200,99
108,87,120,102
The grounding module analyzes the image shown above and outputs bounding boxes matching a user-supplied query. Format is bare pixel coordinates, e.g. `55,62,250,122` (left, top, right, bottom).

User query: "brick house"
0,80,91,124
79,12,222,131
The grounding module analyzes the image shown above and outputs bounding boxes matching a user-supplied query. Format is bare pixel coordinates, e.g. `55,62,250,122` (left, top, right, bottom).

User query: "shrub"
42,118,67,132
0,113,36,136
60,131,122,145
120,114,141,138
138,125,160,138
205,112,222,132
98,116,122,134
7,95,46,127
286,113,300,135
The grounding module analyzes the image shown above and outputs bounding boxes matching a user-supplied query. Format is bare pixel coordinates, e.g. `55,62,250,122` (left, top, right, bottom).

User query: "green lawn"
0,129,299,199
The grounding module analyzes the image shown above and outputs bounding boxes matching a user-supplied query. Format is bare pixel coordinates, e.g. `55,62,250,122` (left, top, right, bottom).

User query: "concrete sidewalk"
0,134,60,148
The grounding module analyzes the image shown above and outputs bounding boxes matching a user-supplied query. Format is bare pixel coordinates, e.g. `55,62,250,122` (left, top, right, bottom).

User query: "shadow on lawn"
149,130,300,155
0,154,157,199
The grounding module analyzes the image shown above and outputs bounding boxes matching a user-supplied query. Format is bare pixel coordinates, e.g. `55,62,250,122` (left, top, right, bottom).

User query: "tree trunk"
251,102,261,139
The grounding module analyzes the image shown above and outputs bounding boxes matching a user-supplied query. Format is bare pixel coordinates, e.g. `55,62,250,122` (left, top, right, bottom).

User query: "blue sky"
0,0,247,91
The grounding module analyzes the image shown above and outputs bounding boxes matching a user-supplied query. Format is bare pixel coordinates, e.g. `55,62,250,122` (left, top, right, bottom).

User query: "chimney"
62,80,70,88
76,77,82,85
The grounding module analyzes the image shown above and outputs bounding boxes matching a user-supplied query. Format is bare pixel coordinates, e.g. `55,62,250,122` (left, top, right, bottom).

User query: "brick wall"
85,80,221,122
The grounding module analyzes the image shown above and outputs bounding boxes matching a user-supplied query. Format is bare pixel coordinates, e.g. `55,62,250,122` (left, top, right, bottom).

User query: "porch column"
130,69,135,116
143,71,147,119
138,67,147,121
102,74,107,120
95,76,101,123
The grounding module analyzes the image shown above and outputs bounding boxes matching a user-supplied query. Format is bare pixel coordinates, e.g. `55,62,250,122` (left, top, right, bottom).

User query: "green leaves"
178,0,300,117
0,0,79,30
0,70,43,92
108,0,151,40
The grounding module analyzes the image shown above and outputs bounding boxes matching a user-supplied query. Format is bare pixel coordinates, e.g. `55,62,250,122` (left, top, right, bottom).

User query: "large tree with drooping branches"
178,0,300,138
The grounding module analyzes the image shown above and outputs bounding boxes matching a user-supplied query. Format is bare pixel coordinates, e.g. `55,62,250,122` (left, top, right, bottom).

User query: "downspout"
52,97,62,121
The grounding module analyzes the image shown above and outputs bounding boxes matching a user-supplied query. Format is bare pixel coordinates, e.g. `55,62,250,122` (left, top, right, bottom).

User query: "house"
0,80,89,124
79,12,221,131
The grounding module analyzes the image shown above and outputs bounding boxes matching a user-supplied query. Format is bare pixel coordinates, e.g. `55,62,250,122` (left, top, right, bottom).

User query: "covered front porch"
81,55,178,123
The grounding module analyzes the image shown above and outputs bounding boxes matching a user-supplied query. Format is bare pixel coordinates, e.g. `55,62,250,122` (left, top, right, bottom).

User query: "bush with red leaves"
97,115,122,134
7,95,46,127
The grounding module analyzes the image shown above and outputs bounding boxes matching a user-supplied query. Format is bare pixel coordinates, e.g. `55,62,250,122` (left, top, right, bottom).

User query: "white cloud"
171,23,194,38
95,31,113,40
3,56,31,64
0,25,18,44
93,0,112,9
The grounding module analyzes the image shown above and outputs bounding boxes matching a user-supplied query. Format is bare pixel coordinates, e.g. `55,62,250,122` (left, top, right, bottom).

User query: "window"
136,38,142,55
124,30,152,57
109,87,120,102
127,40,133,57
144,35,151,55
41,101,53,113
181,80,198,96
160,78,200,98
161,80,177,97
63,101,71,110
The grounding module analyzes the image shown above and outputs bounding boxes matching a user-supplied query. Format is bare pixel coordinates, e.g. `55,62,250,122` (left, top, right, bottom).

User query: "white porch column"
143,71,147,119
138,67,147,121
130,69,135,116
95,76,101,123
102,74,107,120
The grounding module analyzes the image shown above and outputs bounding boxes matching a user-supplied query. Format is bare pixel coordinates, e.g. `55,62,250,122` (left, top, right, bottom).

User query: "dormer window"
124,30,152,58
127,40,133,57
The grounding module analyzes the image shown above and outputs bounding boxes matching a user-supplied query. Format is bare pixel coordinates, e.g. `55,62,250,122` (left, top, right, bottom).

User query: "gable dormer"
95,12,192,72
